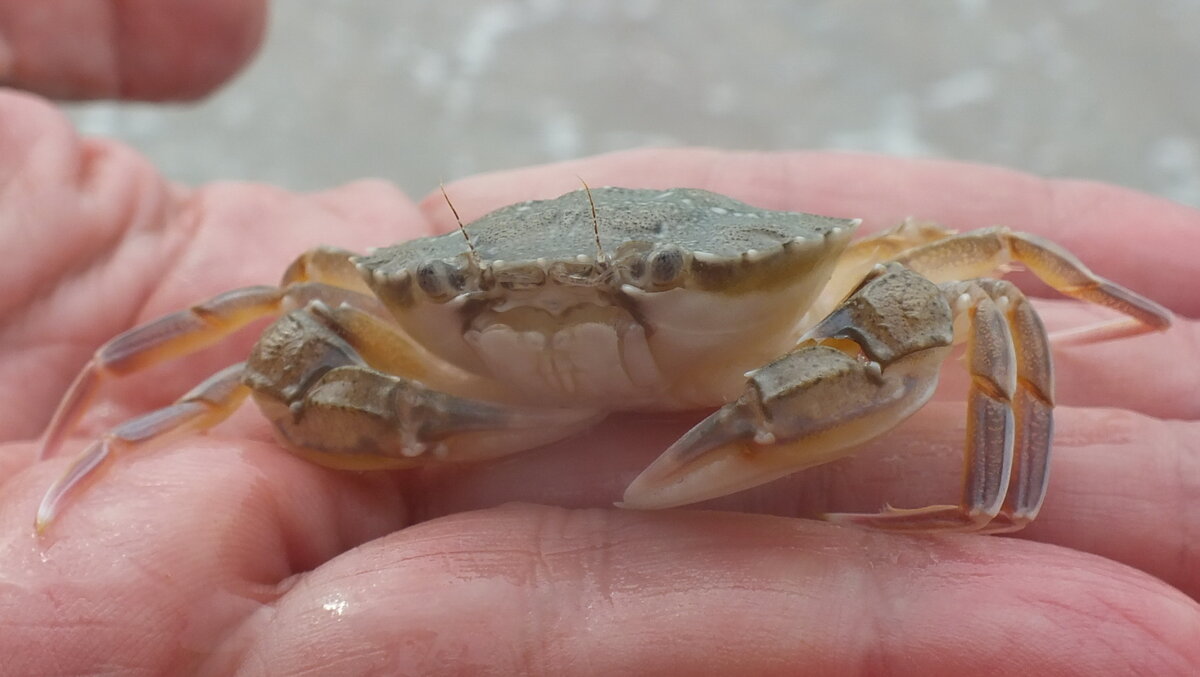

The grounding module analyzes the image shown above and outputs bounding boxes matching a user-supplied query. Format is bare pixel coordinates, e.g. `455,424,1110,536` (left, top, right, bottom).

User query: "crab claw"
618,396,778,509
620,344,944,510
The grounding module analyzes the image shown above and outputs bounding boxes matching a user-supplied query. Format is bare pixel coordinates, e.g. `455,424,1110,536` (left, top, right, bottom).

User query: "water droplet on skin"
322,593,350,617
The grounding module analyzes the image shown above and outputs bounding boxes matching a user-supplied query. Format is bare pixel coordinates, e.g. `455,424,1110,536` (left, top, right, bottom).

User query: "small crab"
35,187,1172,533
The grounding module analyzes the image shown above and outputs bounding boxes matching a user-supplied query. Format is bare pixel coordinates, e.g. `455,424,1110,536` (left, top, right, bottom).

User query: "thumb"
0,0,266,100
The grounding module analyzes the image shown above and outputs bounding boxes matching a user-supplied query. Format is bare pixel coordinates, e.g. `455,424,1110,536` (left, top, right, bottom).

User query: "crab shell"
354,188,859,409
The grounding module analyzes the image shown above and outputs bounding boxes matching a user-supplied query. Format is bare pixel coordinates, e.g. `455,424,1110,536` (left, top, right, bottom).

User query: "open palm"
0,5,1198,669
2,94,1197,673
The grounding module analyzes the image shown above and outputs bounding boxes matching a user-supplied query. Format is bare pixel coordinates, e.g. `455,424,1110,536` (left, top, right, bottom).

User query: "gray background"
65,1,1200,207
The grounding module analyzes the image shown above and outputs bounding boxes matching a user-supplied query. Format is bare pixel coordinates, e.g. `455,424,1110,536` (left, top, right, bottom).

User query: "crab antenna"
578,177,607,264
440,183,481,268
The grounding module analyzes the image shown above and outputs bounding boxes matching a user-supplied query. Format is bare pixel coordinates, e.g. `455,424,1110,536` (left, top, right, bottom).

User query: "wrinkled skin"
1,4,1199,675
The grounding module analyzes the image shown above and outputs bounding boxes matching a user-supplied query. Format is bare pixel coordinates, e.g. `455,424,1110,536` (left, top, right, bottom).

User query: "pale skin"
1,4,1199,675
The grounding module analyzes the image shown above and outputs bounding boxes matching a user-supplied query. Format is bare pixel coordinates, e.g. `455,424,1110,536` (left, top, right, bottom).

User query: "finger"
429,149,1200,317
1050,314,1200,419
0,437,408,674
229,504,1200,676
0,92,166,321
0,444,33,491
0,91,169,440
0,0,266,100
0,87,427,435
931,298,1200,421
402,404,1200,600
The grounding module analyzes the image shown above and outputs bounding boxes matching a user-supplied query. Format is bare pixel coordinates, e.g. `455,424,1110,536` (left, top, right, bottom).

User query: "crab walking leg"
299,299,508,402
891,227,1173,344
621,264,957,511
38,246,380,462
969,280,1055,533
621,264,1043,533
38,301,602,530
280,246,374,293
36,363,250,532
824,282,1024,531
800,219,957,327
37,285,285,462
243,305,603,471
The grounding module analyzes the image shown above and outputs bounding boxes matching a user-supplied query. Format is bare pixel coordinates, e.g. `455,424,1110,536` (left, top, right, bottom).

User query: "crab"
34,187,1172,534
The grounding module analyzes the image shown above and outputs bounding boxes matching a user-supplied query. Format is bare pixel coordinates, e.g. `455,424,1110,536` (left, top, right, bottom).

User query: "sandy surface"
64,1,1199,207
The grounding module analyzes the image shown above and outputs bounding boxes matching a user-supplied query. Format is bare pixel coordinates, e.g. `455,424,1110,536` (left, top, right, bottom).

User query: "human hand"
2,2,1199,671
0,0,265,100
1,89,1198,672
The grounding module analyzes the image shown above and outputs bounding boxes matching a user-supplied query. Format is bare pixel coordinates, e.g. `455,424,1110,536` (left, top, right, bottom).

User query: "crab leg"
37,296,599,531
299,299,506,401
622,262,1060,532
38,247,374,462
800,219,957,326
36,363,250,532
822,281,1032,531
243,303,602,471
620,263,957,512
37,285,286,462
280,246,375,293
970,280,1055,533
825,279,1056,531
892,227,1172,344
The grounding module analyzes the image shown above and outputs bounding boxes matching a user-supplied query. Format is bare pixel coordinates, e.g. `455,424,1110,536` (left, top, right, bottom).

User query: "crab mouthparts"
464,303,666,408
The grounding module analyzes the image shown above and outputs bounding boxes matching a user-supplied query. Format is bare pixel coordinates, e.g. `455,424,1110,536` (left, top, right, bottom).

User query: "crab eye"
416,260,464,298
648,245,685,286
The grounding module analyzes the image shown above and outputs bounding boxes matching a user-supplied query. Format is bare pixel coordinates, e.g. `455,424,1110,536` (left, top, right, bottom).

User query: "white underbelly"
465,304,667,408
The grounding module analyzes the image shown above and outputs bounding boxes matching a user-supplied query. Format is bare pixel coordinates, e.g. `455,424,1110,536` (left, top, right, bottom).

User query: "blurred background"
65,1,1200,206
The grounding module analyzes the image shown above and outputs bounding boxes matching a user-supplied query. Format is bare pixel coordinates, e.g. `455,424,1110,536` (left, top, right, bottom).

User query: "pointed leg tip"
822,506,993,533
34,499,57,536
32,438,111,535
821,511,876,528
820,511,913,531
